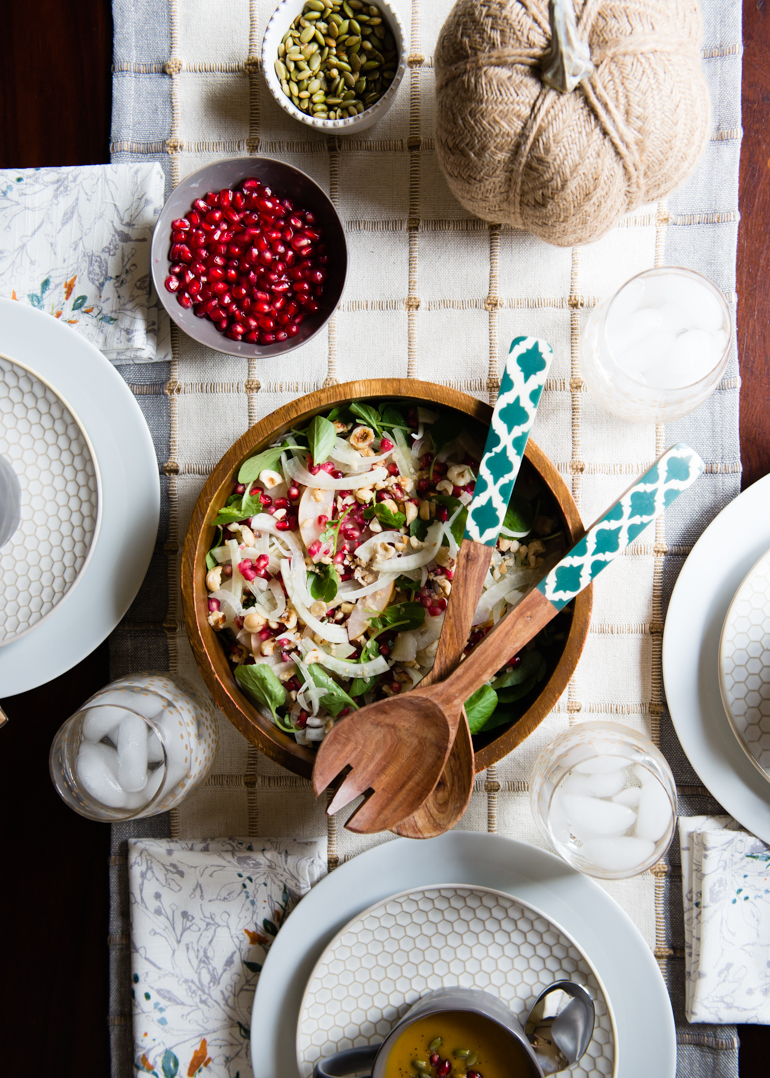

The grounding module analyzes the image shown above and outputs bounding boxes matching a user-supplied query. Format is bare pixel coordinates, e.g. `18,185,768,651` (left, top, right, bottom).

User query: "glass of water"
582,267,731,423
530,721,677,879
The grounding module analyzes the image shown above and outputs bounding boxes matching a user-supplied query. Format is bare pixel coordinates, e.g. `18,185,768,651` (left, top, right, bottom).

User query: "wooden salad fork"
312,336,554,832
312,443,705,834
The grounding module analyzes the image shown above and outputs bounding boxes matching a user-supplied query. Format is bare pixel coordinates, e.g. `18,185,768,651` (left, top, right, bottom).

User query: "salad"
204,400,569,746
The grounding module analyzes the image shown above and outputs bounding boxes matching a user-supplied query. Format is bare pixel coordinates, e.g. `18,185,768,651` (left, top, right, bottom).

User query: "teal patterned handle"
538,443,705,611
465,336,553,546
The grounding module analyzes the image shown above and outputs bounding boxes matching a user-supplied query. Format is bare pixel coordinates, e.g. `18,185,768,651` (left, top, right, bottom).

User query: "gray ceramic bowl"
151,157,347,358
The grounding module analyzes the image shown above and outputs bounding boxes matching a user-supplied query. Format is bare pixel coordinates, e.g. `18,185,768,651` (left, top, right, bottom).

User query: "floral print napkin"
129,837,327,1078
0,164,171,363
680,816,770,1024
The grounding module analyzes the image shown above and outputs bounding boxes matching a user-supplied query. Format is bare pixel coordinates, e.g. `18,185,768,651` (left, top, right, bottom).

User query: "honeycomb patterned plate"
0,354,100,646
297,884,616,1078
719,546,770,783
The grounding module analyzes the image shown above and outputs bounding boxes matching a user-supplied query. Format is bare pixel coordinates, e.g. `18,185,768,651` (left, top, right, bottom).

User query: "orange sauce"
382,1010,531,1078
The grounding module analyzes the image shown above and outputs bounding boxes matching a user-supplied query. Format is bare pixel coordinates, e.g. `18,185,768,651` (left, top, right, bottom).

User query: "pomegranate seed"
208,598,221,612
295,710,308,729
386,462,399,476
429,1055,440,1067
288,485,300,501
223,564,233,578
258,627,273,641
255,554,269,570
177,293,193,309
466,1072,482,1078
317,514,329,527
308,540,321,558
436,1062,451,1077
380,437,394,452
165,275,180,293
333,551,345,565
508,653,522,668
275,519,290,531
437,505,449,523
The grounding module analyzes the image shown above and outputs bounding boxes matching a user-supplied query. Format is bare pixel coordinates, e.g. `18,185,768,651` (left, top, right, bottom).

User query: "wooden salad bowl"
181,379,592,780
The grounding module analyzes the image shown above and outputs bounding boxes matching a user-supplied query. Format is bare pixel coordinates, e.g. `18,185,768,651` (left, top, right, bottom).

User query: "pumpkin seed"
412,1063,429,1073
305,0,325,9
274,58,288,79
311,90,326,102
304,10,322,20
343,70,356,87
342,0,354,15
428,1038,442,1052
314,28,326,45
326,96,343,105
453,1049,470,1059
362,59,379,70
308,77,322,91
309,52,322,71
466,1053,478,1067
300,24,316,41
350,52,362,71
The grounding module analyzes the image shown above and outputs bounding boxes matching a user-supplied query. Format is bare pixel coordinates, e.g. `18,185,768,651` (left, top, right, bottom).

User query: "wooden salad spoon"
312,443,705,834
392,336,554,838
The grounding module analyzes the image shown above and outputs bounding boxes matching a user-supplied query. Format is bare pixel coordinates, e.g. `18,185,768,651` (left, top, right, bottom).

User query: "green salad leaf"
305,664,359,717
320,505,352,545
308,563,339,603
205,526,223,571
396,575,420,597
349,401,383,433
502,492,535,537
428,413,457,455
465,685,499,735
214,490,263,526
378,403,411,431
493,650,547,703
238,444,291,486
349,639,381,698
410,516,429,541
307,414,337,466
364,502,406,529
367,601,425,638
235,664,287,722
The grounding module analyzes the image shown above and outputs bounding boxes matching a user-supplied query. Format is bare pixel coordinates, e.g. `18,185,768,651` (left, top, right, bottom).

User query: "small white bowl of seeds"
262,0,408,133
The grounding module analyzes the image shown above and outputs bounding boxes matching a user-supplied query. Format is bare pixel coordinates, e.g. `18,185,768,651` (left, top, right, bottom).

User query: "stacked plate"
0,300,159,694
251,832,676,1078
664,474,770,841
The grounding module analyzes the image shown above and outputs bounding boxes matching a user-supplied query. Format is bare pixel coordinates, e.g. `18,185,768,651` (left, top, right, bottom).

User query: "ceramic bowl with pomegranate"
151,157,347,357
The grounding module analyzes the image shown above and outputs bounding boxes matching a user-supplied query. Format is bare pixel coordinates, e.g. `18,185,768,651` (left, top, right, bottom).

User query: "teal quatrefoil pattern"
538,443,705,611
465,336,553,546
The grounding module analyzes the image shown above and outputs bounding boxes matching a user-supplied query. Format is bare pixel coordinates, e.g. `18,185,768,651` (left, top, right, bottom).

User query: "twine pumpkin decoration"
434,0,711,246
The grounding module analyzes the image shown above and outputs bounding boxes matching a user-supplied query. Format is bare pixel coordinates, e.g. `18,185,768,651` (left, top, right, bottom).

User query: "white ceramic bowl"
262,0,408,134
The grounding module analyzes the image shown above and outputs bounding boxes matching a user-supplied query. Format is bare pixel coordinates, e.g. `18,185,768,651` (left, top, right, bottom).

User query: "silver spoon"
525,981,595,1075
0,454,21,550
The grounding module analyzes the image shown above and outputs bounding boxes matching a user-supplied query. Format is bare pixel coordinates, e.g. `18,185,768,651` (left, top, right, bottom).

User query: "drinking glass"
530,721,677,879
50,671,219,822
582,267,731,423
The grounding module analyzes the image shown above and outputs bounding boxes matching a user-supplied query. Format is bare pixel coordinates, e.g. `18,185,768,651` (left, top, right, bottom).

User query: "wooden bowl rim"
181,378,592,780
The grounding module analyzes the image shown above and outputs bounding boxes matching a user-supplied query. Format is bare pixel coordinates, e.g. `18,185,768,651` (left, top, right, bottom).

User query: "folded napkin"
129,837,326,1077
680,815,770,1024
0,164,171,363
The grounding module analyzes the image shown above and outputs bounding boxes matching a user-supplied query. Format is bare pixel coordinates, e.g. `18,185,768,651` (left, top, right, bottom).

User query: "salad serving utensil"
392,336,554,839
312,442,705,834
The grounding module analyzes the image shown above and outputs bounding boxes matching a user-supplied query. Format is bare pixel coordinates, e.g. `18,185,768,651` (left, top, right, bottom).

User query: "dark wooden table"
1,0,768,1072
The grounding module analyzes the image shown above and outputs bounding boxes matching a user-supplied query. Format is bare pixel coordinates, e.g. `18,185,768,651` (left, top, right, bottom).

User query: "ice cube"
608,278,649,324
116,713,149,793
615,330,677,382
634,773,672,842
661,277,725,333
573,755,634,775
82,705,132,743
663,329,720,388
606,307,664,358
562,769,628,798
146,728,165,764
613,787,642,808
581,836,656,872
548,793,571,845
137,763,165,807
77,742,129,809
94,688,164,719
560,793,637,836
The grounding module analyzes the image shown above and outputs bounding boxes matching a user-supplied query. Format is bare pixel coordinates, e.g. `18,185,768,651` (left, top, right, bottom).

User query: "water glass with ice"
582,267,731,423
50,672,219,821
530,721,676,879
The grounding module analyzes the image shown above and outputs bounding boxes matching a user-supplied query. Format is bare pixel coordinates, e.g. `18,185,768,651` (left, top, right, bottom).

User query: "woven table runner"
108,1,743,1074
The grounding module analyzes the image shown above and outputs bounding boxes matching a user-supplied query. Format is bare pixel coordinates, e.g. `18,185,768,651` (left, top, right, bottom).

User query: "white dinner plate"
0,300,159,695
251,832,675,1078
297,883,617,1078
663,473,770,840
719,544,770,783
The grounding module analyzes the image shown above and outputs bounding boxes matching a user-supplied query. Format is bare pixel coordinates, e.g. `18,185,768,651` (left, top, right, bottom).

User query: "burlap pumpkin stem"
434,0,711,247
